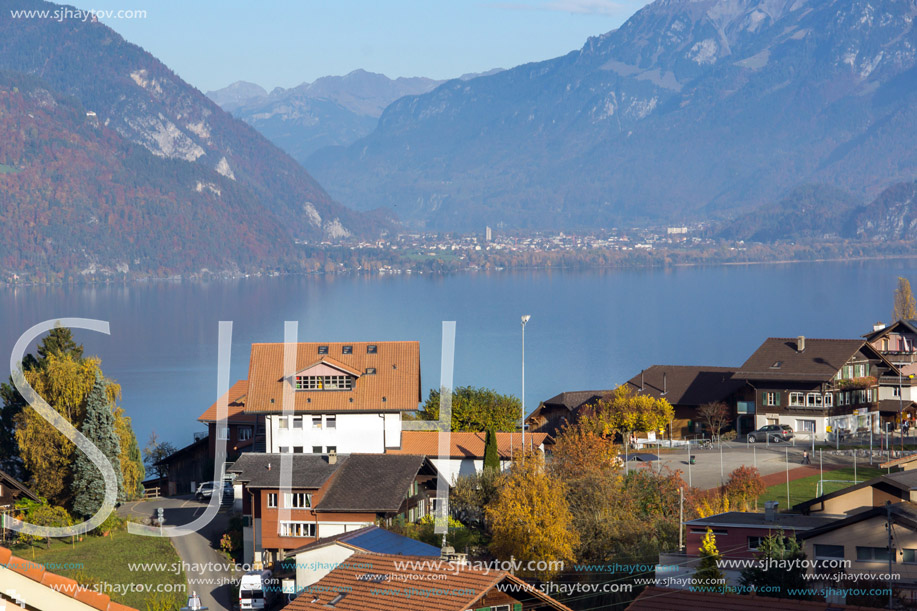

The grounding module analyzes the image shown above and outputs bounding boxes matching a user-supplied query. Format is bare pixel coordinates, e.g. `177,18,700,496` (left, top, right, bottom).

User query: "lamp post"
521,314,531,458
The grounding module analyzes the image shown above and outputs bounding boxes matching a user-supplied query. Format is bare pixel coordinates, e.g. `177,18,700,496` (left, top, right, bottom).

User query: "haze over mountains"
0,0,379,277
207,69,503,164
302,0,917,232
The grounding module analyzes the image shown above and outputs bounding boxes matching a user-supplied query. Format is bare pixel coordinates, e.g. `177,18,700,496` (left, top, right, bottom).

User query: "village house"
227,452,440,566
793,469,917,516
197,379,262,460
526,390,606,437
243,342,420,455
386,430,553,481
282,552,574,611
733,336,900,441
0,470,38,544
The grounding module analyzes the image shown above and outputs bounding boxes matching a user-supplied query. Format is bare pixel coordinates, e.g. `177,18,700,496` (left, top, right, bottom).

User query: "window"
283,492,312,508
238,427,253,441
883,338,890,351
857,546,893,562
748,536,764,551
789,392,804,407
764,392,779,407
293,446,304,454
814,544,845,560
327,415,336,429
326,445,336,454
318,346,329,355
903,549,917,564
279,446,290,453
492,606,511,611
796,419,816,433
365,367,376,375
279,521,316,538
806,393,823,407
312,446,322,454
842,365,853,379
295,375,354,390
312,416,323,429
278,417,288,429
824,393,833,407
895,386,902,398
342,345,353,354
218,426,229,440
367,345,378,354
855,364,866,377
292,416,303,429
267,493,277,508
690,528,728,535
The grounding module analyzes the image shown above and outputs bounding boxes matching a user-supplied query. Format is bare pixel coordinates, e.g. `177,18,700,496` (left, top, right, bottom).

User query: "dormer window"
367,345,377,354
342,345,353,354
365,367,376,375
770,361,782,369
295,375,354,390
318,346,329,355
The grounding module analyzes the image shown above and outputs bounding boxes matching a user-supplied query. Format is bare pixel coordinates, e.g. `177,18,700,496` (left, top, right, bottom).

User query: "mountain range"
305,0,917,232
207,69,503,164
0,0,380,277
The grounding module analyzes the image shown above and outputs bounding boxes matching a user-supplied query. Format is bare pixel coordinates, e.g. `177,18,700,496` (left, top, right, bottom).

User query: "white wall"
294,544,356,591
267,413,395,454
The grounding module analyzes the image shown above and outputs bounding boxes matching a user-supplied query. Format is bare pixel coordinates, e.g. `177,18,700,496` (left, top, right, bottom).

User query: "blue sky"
65,0,651,92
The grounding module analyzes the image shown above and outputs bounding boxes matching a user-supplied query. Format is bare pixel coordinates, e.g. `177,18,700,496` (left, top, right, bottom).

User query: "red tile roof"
627,586,881,610
245,342,421,413
388,431,553,458
1,545,139,610
283,552,572,611
197,379,252,423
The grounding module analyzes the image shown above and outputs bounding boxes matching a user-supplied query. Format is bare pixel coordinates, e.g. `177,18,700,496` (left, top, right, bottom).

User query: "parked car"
195,480,233,502
239,569,279,610
747,424,794,443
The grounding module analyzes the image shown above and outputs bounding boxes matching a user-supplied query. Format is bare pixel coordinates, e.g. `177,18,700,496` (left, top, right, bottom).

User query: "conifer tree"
37,323,84,365
483,427,500,471
71,374,122,517
693,528,725,591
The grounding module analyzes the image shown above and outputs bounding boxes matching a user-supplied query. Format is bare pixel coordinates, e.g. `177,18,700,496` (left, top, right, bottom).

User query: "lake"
1,259,915,449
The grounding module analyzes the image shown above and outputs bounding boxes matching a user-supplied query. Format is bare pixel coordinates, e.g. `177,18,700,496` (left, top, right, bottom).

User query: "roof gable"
735,338,890,382
625,365,742,406
197,379,251,423
315,454,436,513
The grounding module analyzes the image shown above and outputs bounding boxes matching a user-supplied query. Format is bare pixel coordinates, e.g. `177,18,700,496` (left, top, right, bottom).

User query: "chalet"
733,336,900,440
284,525,439,592
227,452,440,566
386,431,554,481
793,469,917,516
624,365,745,437
864,320,917,368
526,390,606,437
282,552,574,611
197,379,261,460
0,545,137,611
0,470,39,543
153,435,210,497
243,342,420,454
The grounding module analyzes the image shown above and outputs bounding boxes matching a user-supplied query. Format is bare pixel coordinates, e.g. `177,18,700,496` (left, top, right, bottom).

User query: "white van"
239,570,278,610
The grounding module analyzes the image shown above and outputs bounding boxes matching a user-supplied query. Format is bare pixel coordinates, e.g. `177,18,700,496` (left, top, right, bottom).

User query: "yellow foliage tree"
550,416,621,479
588,385,674,441
485,451,578,580
894,277,917,322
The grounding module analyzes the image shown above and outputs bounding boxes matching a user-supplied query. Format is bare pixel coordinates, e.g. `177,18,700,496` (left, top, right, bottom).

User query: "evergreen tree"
739,530,813,599
71,374,122,517
483,427,500,471
692,528,725,592
37,323,84,365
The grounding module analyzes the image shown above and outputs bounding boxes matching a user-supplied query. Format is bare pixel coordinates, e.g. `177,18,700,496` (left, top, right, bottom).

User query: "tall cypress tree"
71,374,123,517
483,427,500,471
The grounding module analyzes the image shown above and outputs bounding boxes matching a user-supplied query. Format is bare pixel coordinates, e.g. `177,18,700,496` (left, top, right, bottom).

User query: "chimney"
328,449,337,465
797,336,806,353
764,500,778,522
874,321,886,332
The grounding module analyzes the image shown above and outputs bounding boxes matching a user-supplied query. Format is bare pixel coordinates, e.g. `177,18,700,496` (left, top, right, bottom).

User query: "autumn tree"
144,432,176,479
693,528,725,591
698,402,732,442
587,385,674,442
419,386,521,432
451,468,503,530
71,374,123,518
114,407,146,500
894,276,917,321
724,466,766,512
549,417,620,480
486,451,578,580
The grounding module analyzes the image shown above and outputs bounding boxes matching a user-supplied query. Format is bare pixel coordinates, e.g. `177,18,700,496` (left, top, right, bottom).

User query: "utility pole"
887,501,893,610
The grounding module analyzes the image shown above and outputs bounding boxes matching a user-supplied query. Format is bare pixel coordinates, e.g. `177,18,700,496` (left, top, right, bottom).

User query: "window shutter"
283,493,293,508
514,605,522,611
776,392,781,406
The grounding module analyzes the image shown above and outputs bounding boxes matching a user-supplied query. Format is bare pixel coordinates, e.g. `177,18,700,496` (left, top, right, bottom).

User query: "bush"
721,430,737,441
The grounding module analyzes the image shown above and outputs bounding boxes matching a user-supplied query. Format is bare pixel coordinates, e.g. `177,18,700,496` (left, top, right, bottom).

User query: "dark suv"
747,424,794,443
195,480,233,502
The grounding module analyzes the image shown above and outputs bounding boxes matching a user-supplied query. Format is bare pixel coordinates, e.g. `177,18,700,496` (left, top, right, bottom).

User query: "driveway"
119,496,237,610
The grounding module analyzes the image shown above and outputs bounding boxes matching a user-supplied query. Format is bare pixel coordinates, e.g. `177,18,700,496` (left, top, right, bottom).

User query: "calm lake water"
2,259,916,449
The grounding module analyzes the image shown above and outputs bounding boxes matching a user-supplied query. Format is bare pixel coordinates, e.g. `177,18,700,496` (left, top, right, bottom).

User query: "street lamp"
521,314,531,457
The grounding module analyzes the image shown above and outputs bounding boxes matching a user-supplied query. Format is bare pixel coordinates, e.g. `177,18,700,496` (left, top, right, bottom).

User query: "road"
119,495,237,610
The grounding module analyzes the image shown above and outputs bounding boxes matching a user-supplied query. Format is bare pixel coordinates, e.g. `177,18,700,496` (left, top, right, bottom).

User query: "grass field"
10,527,186,609
758,466,886,509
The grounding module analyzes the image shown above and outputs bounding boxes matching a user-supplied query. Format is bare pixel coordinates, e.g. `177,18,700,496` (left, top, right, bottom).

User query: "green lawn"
758,466,886,509
10,528,186,609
